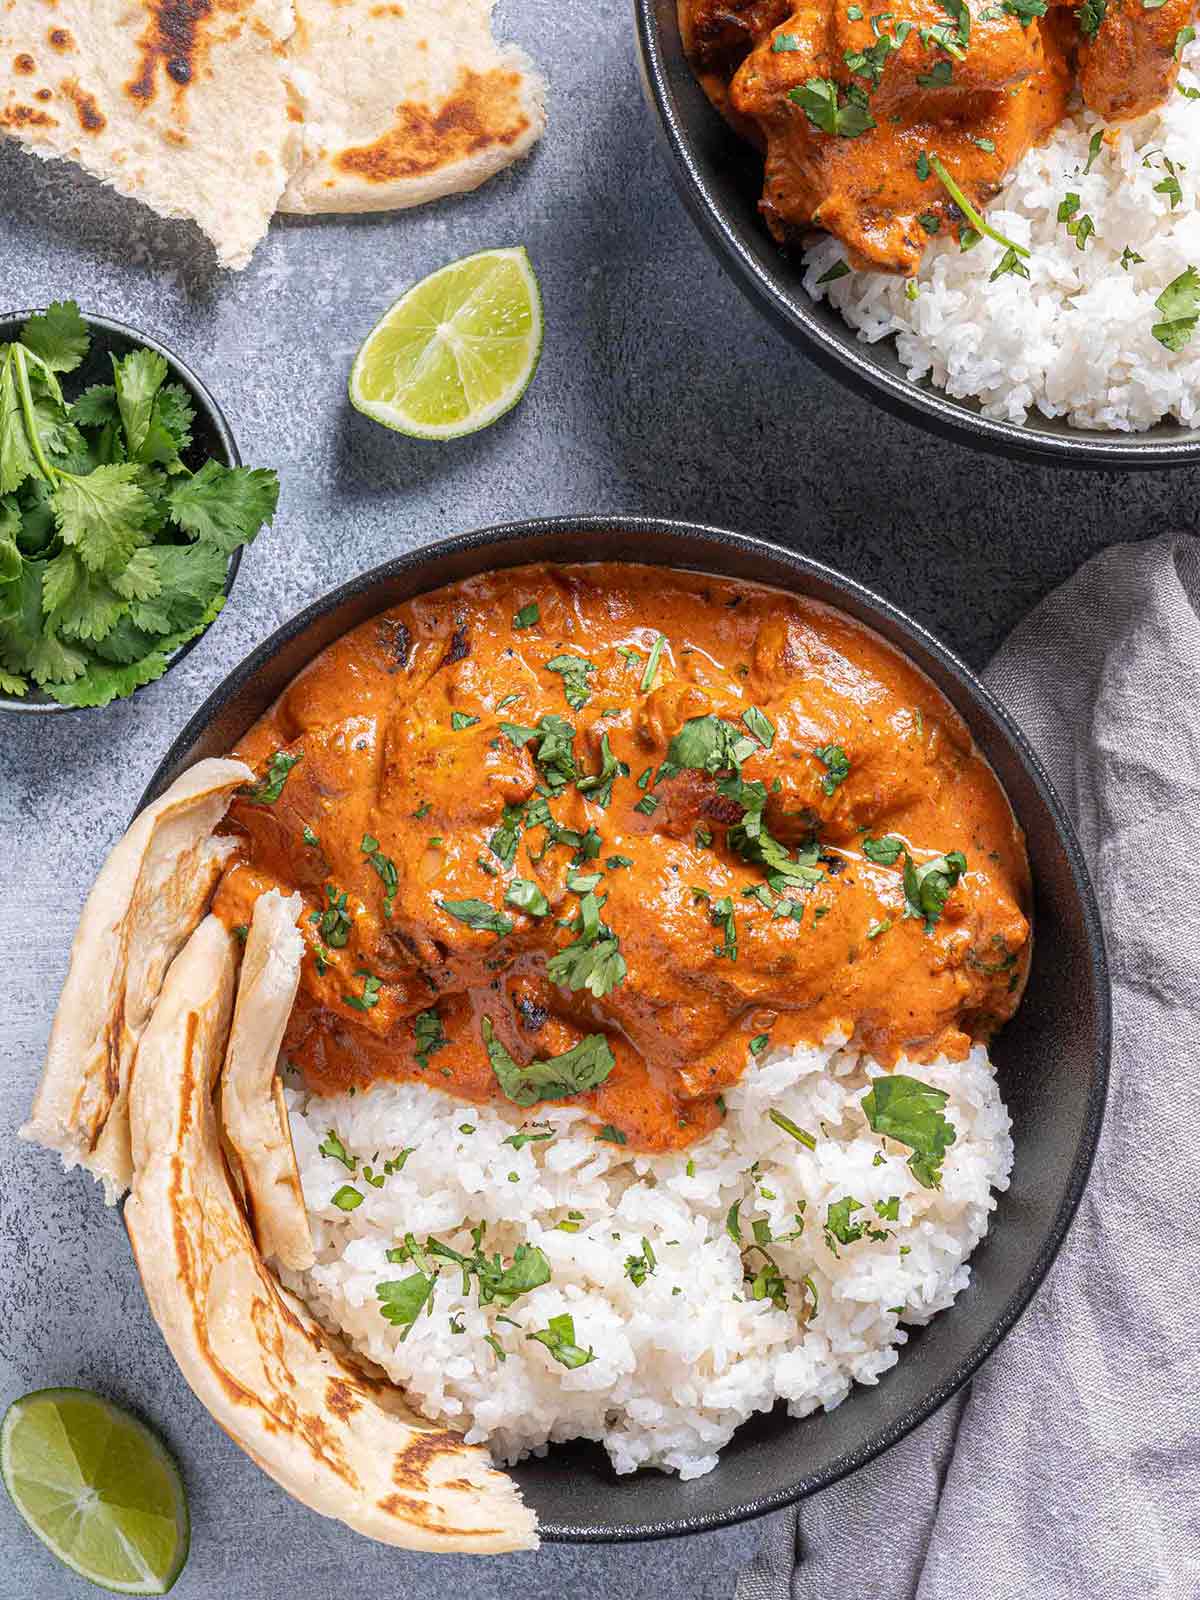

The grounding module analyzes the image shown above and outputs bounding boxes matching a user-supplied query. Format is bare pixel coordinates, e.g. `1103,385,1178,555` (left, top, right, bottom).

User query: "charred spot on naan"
47,29,75,51
332,67,531,185
0,103,57,128
126,0,250,104
61,79,105,132
13,55,36,74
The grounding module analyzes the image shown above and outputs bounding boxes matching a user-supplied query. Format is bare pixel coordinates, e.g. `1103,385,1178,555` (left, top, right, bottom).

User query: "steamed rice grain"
283,1036,1011,1480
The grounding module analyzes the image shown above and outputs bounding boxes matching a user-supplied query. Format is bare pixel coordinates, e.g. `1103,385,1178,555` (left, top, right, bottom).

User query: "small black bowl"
634,0,1200,469
138,516,1110,1540
0,310,242,715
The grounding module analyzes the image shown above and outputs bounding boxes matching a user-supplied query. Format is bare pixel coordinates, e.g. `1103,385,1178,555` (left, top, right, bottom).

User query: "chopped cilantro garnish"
302,824,320,848
823,1196,866,1251
526,1312,595,1368
513,601,540,629
862,833,904,865
482,1017,615,1106
1083,127,1105,174
789,77,877,138
331,1184,364,1212
902,850,967,930
376,1271,433,1336
769,1108,817,1149
606,854,633,869
311,884,352,948
360,833,398,917
441,898,514,936
742,706,775,749
640,634,666,692
816,260,852,286
243,751,301,806
576,731,627,807
861,1073,956,1189
624,1237,657,1286
773,30,802,48
813,743,850,794
1077,0,1106,38
450,710,479,730
595,1123,627,1144
318,1130,355,1170
505,878,550,917
710,894,738,959
1152,266,1200,351
503,1127,554,1151
749,1033,771,1056
343,969,382,1012
545,652,596,710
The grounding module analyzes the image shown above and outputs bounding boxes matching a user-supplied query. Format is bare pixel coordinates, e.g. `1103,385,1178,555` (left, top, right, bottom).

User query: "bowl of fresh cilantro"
0,302,279,711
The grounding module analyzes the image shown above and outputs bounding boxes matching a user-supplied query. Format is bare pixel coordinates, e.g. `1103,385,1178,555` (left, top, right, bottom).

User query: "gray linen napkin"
737,533,1200,1600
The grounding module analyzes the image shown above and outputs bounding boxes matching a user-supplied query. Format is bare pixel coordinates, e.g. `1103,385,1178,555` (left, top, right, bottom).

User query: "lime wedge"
349,246,543,439
2,1389,189,1595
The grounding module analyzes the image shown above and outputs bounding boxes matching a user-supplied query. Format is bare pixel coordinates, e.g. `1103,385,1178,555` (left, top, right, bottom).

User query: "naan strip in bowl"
219,888,314,1273
21,757,252,1202
279,0,546,214
0,1,296,269
124,913,537,1553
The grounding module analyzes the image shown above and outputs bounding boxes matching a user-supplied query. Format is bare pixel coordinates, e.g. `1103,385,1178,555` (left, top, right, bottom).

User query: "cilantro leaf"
376,1271,435,1336
902,850,967,929
19,302,89,374
0,354,37,496
1077,0,1106,38
482,1017,615,1107
824,1196,867,1250
0,560,89,684
167,460,279,552
51,464,154,574
70,385,119,430
527,1312,596,1369
545,651,595,710
790,77,877,138
441,898,513,936
813,743,850,794
861,1073,957,1189
242,750,302,806
413,1008,449,1068
112,348,168,458
862,833,904,865
1152,267,1200,352
42,647,171,706
505,878,551,917
41,550,127,641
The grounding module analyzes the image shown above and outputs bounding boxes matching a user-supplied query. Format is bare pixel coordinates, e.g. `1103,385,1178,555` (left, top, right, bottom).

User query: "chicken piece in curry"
680,0,1198,273
214,564,1031,1154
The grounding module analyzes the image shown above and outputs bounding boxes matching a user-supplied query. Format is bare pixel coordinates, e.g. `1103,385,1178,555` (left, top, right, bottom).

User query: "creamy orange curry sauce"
214,564,1031,1153
680,0,1196,272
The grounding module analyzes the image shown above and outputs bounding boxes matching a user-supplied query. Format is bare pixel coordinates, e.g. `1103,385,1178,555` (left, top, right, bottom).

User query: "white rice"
804,46,1200,431
283,1036,1011,1480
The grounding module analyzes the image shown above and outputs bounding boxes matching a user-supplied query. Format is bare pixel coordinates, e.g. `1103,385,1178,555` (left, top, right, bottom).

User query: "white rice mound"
283,1037,1011,1480
804,45,1200,431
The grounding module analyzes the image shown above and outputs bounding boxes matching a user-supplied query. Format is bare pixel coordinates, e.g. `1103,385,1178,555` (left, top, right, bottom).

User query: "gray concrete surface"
1,4,1196,1596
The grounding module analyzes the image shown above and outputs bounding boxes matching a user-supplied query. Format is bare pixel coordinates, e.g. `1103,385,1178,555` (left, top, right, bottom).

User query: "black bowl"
0,310,242,715
633,0,1200,469
139,515,1110,1540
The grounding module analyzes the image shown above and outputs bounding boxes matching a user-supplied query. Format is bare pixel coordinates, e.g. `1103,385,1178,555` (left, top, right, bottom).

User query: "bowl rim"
0,308,243,716
139,514,1111,1541
632,0,1200,470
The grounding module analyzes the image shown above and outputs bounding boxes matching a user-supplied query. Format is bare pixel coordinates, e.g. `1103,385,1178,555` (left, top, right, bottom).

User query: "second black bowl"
137,515,1110,1541
634,0,1200,469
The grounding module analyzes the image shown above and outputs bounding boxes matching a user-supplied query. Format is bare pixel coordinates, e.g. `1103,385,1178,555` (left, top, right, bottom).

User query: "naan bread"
0,0,545,264
21,757,251,1201
0,1,295,269
125,914,537,1553
279,0,546,214
219,888,314,1272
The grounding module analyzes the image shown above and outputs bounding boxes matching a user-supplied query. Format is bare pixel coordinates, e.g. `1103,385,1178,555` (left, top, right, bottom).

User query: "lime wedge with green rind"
349,246,543,439
2,1388,189,1594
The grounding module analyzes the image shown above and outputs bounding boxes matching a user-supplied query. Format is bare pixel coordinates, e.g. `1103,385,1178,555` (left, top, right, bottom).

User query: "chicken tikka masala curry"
680,0,1197,272
214,564,1031,1154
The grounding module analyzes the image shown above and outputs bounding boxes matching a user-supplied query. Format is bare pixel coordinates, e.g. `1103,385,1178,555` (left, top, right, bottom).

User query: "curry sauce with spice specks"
213,564,1031,1152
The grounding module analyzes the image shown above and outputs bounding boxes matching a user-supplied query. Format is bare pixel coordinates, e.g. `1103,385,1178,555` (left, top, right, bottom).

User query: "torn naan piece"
279,0,546,214
21,756,252,1201
125,914,538,1553
220,887,314,1272
0,0,296,268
